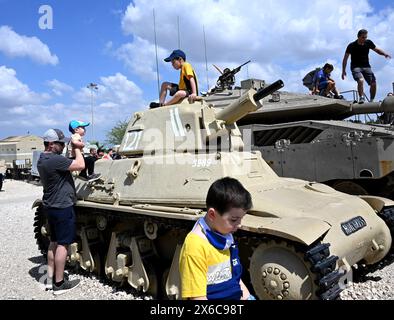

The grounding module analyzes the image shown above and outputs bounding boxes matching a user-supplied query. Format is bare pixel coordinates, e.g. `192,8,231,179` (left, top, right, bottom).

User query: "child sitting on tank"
67,120,100,181
149,49,199,108
313,63,343,99
179,177,256,300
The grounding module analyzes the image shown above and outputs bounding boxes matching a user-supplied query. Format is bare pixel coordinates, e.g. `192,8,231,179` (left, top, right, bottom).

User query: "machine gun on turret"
210,60,251,93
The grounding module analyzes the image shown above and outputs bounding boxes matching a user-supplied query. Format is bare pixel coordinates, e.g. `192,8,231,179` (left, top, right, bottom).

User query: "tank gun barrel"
253,80,285,102
343,96,394,117
216,79,284,125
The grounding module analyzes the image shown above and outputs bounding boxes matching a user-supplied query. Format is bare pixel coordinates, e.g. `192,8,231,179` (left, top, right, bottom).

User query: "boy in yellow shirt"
150,49,198,108
179,177,255,300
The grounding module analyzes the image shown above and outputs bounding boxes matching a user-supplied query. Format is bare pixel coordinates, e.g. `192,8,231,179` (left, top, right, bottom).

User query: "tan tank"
33,80,394,300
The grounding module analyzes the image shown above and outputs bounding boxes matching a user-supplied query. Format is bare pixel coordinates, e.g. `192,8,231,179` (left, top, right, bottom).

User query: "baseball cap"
43,129,70,143
69,120,90,133
164,49,186,62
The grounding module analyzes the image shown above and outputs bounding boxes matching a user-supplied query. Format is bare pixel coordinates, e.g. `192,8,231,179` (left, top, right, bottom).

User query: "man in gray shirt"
37,128,85,295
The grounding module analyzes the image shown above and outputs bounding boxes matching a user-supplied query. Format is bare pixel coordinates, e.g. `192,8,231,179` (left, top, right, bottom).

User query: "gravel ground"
0,180,149,300
1,179,394,300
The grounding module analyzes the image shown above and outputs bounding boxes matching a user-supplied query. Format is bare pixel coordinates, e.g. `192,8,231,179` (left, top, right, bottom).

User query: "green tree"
106,120,128,145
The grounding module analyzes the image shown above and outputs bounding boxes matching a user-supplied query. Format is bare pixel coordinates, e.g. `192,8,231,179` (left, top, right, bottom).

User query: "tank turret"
204,79,394,125
239,94,394,125
119,80,284,157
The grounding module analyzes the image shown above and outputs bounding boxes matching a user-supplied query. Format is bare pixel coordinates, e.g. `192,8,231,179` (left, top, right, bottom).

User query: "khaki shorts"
351,67,376,86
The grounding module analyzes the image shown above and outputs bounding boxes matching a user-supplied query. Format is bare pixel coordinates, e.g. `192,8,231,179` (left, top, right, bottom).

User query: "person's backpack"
302,67,321,91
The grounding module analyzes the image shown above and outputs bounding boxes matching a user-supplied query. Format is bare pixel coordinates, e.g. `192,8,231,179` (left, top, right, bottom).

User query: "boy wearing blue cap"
179,177,255,300
67,120,100,181
67,120,90,159
150,49,198,108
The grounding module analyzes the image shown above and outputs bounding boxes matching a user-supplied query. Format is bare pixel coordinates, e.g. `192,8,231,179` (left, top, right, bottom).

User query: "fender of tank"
33,80,393,300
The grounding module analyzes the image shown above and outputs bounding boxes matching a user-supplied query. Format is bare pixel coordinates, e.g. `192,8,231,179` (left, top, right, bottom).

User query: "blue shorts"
169,83,191,97
46,206,76,245
351,67,376,86
318,81,328,91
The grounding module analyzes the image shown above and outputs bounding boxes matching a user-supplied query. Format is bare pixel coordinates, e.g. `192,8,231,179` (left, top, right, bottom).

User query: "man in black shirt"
342,29,391,104
79,147,98,178
37,128,85,295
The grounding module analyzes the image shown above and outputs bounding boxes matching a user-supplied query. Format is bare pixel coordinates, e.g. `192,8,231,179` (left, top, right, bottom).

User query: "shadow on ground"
26,255,148,298
28,255,47,285
353,252,394,283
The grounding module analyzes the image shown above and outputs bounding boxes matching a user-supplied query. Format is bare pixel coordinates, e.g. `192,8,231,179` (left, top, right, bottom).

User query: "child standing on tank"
150,49,199,108
179,177,255,300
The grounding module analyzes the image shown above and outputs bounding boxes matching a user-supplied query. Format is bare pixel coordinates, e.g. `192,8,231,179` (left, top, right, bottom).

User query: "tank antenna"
177,16,181,49
203,25,209,92
153,9,160,99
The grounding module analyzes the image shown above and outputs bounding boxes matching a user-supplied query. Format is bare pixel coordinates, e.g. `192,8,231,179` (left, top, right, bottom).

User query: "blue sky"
0,0,393,144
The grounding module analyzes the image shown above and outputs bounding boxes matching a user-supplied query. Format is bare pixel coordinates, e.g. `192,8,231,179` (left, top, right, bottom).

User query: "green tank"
33,80,394,300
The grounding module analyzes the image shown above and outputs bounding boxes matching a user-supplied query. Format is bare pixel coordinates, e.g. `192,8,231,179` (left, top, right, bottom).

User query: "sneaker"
45,271,69,291
334,95,344,100
87,173,101,182
53,278,80,296
149,102,161,109
359,97,365,104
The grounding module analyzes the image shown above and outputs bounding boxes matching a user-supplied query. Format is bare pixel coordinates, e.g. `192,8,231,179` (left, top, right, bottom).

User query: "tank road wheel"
332,181,368,196
250,241,318,300
33,206,50,256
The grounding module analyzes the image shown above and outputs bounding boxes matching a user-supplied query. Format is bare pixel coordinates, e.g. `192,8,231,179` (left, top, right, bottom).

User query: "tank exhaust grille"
253,126,323,146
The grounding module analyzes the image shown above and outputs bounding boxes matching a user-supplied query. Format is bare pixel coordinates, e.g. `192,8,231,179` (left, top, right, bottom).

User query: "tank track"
33,206,49,255
35,206,346,300
305,242,345,300
239,233,345,300
379,206,394,242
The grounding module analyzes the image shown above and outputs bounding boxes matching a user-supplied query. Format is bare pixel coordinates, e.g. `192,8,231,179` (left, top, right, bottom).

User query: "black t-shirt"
37,152,75,209
346,40,376,69
85,155,98,175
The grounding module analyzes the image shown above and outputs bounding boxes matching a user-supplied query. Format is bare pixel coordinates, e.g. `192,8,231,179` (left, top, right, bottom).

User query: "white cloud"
119,0,394,99
74,72,145,107
47,79,74,96
69,73,146,140
115,36,168,80
0,70,145,142
99,72,144,105
0,65,50,109
0,26,59,65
